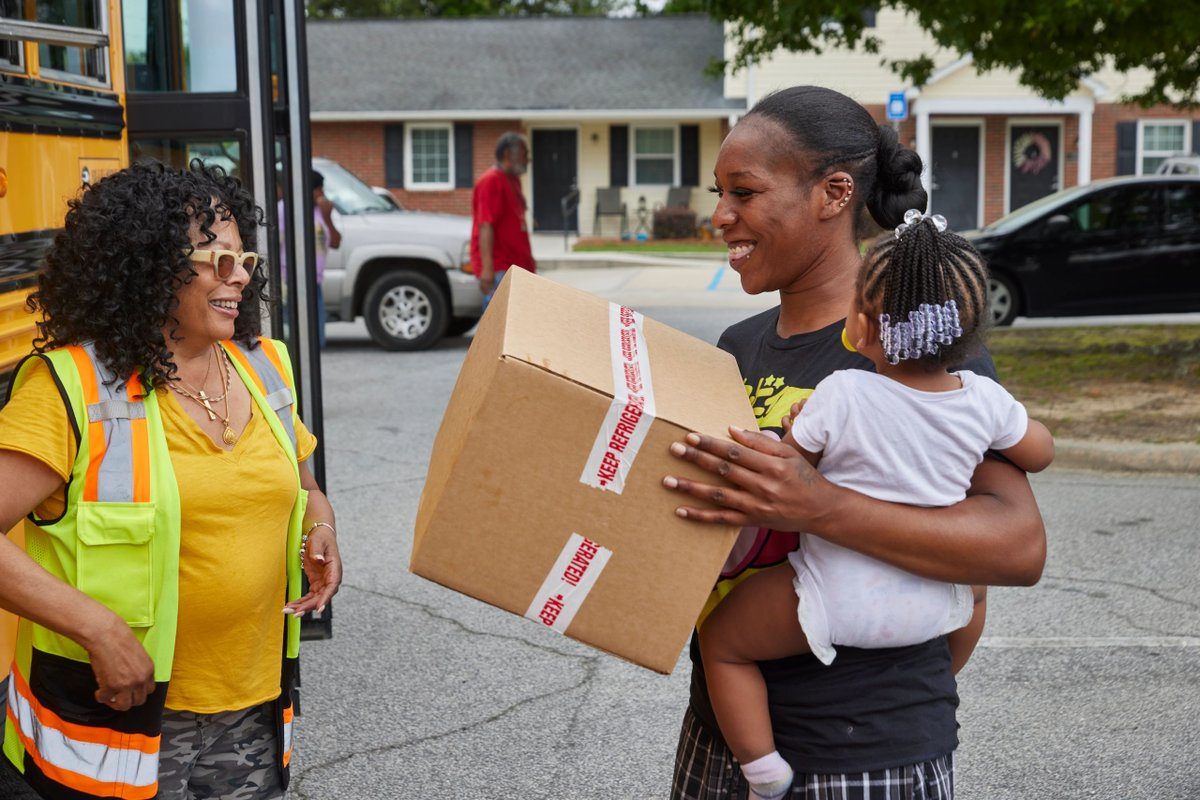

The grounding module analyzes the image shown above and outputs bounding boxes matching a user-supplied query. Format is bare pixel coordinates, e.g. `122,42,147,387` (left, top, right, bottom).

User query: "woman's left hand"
285,525,342,617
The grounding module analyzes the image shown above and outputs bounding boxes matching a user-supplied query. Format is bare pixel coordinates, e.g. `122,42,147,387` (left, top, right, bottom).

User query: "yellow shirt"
0,357,317,713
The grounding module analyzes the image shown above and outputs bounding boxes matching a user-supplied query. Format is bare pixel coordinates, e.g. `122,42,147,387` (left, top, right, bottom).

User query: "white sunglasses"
189,249,259,279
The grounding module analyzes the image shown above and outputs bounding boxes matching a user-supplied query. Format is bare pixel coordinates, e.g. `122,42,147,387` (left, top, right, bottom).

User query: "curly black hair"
30,159,269,388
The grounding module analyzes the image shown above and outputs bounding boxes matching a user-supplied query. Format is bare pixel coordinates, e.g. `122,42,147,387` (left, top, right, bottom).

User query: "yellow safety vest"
3,338,306,800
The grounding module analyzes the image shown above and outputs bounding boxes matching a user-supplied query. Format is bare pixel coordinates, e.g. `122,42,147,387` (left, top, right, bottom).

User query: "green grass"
986,325,1200,392
986,325,1200,443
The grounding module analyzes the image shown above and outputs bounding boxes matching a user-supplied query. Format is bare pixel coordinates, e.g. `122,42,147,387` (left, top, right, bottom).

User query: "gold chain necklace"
169,344,237,445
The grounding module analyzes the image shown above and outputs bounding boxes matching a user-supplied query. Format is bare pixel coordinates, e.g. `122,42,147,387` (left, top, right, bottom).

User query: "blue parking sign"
887,92,908,121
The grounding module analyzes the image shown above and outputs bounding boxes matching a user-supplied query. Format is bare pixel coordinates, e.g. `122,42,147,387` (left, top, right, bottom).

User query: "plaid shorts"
670,705,955,800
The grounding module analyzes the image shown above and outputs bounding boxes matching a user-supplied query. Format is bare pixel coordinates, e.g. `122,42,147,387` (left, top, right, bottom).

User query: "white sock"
741,751,793,799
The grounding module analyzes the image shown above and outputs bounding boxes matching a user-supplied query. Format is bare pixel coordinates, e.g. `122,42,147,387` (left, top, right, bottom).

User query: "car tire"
988,273,1020,327
445,317,480,338
363,270,449,351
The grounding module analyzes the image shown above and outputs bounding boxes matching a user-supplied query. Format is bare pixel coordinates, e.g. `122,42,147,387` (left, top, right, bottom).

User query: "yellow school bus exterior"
0,1,129,682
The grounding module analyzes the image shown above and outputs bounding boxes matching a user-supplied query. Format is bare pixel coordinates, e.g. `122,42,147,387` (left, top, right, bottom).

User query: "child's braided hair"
857,213,991,367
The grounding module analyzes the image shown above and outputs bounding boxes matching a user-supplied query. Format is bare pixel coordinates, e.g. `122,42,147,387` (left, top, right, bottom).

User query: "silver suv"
314,157,480,350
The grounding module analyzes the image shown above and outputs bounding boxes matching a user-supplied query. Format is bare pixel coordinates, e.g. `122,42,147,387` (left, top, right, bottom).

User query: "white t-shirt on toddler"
788,368,1029,664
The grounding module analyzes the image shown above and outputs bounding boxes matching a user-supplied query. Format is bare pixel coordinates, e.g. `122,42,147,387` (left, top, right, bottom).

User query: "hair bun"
867,125,928,230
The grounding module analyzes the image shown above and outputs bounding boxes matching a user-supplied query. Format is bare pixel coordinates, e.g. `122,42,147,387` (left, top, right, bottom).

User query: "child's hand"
779,399,807,437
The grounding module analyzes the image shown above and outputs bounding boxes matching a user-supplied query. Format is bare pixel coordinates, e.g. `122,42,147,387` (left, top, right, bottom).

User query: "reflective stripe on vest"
281,704,294,767
224,339,297,452
69,344,151,504
6,669,159,800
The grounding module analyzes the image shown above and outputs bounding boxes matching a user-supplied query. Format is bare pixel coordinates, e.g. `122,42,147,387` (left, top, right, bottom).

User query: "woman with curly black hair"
0,160,340,800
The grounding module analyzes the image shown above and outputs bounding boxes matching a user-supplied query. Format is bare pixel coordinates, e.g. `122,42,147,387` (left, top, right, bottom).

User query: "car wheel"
363,270,449,351
445,317,480,338
988,273,1020,327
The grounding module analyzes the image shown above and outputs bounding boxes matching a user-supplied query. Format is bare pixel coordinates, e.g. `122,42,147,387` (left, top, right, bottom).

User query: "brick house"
733,10,1200,229
309,12,1199,234
306,15,742,235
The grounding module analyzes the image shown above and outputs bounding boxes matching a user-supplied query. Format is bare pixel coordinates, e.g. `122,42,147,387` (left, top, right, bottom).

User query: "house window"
632,126,677,186
1138,121,1189,174
405,123,454,190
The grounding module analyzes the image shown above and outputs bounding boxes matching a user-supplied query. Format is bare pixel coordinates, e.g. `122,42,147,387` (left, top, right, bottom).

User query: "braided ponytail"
857,214,990,367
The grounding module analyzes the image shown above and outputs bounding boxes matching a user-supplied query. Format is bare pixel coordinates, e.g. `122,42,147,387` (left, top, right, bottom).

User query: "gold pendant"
222,425,237,445
197,391,217,421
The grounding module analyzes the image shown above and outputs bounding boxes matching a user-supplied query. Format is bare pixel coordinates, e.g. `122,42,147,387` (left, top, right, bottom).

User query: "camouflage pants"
158,702,284,800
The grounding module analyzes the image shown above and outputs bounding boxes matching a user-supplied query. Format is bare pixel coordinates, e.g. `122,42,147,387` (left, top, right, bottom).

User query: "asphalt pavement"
276,288,1200,799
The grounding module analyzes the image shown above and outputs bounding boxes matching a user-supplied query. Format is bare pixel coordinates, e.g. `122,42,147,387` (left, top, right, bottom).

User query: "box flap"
500,268,753,439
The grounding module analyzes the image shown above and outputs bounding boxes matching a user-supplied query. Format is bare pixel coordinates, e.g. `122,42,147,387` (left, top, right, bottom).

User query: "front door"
1009,123,1061,212
532,129,578,232
930,125,981,231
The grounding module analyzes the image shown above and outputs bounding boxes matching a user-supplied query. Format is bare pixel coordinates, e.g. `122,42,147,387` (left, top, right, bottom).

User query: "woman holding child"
663,86,1049,800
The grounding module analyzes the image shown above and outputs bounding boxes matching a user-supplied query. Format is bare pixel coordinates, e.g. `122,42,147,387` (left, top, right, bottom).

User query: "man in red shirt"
471,132,536,309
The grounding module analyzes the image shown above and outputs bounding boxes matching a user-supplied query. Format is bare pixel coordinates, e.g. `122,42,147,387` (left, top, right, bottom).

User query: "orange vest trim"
7,668,159,799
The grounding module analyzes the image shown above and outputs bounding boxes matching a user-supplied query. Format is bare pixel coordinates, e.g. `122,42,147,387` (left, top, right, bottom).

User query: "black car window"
1066,187,1158,235
1165,184,1200,230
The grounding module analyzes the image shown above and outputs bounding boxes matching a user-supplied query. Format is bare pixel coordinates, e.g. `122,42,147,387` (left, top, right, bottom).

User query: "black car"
964,175,1200,325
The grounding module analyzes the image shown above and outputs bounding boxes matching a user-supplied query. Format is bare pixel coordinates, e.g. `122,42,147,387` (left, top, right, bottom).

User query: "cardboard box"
411,268,756,673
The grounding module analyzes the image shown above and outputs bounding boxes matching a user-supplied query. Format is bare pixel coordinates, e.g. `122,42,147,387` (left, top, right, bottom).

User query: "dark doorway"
532,128,578,232
930,125,982,231
1009,124,1061,212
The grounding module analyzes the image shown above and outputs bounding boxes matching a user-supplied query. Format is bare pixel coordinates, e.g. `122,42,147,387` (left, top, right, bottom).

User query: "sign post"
886,91,908,134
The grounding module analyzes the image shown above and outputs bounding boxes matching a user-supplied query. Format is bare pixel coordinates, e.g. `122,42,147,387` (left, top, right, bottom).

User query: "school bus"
0,0,330,691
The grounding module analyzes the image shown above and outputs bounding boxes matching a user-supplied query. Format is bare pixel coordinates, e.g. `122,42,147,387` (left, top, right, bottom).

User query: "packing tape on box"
524,533,614,633
579,304,657,494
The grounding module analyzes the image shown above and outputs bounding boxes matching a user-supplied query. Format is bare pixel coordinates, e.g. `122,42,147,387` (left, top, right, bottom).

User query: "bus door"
121,0,328,638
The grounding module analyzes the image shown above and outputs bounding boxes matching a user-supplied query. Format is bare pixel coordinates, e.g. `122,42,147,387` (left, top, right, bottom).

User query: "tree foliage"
306,0,628,17
678,1,1200,108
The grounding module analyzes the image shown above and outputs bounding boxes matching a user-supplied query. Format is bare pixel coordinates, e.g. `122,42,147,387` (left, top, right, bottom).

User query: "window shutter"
1115,121,1136,175
454,123,474,189
385,124,405,187
680,124,699,187
1193,121,1200,154
609,125,628,187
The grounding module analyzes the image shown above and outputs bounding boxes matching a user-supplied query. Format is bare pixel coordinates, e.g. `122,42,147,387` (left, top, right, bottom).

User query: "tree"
674,1,1200,108
306,0,629,17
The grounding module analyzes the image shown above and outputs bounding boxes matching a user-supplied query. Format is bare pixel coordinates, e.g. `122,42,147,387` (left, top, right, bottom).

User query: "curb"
1051,439,1200,476
538,253,725,271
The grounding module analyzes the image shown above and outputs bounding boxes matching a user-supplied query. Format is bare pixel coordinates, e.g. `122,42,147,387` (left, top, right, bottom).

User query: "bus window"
131,138,242,176
36,0,109,86
0,0,23,71
123,0,237,92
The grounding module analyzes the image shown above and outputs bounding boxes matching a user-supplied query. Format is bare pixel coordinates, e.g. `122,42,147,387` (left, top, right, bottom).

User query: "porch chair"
593,187,627,237
665,186,693,209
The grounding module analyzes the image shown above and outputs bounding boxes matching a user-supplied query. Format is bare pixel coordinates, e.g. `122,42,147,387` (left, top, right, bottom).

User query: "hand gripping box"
410,268,756,673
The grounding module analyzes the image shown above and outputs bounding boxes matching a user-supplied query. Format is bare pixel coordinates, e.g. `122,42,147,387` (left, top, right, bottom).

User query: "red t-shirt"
470,166,535,277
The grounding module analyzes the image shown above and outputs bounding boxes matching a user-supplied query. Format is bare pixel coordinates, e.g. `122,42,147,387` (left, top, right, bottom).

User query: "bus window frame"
35,0,113,90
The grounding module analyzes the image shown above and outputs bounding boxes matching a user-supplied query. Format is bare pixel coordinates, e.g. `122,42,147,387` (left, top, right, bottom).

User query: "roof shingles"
306,15,741,114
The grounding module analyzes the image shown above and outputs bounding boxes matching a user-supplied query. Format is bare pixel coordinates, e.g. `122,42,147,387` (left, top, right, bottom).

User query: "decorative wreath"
1012,132,1052,175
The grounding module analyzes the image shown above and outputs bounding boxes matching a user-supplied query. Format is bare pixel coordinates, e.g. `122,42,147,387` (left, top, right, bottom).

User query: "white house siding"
729,10,953,107
575,119,724,237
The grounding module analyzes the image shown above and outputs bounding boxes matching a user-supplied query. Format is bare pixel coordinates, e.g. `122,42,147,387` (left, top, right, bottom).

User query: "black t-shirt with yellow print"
688,306,997,774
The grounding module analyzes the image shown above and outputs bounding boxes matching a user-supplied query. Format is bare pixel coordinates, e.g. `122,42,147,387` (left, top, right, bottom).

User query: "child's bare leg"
699,563,811,763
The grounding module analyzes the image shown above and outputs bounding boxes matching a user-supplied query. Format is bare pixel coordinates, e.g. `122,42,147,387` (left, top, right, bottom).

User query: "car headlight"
460,240,472,274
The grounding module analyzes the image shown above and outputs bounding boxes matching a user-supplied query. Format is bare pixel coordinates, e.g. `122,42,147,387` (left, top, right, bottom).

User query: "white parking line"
978,636,1200,648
